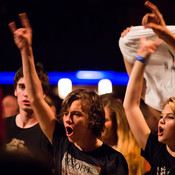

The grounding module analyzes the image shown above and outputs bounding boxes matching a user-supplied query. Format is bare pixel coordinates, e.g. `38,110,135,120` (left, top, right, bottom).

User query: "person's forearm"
21,47,43,102
161,29,175,56
124,60,145,109
123,56,133,76
123,59,151,150
20,46,55,143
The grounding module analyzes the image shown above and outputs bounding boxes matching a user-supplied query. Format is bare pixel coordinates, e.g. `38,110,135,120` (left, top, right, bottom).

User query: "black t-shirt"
53,122,128,175
141,132,175,175
4,115,54,167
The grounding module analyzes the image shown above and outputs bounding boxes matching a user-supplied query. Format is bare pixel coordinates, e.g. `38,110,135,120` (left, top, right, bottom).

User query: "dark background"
0,0,175,72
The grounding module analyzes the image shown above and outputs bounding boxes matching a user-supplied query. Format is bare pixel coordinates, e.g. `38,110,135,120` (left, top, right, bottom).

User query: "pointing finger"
18,13,31,29
144,1,165,26
8,21,17,34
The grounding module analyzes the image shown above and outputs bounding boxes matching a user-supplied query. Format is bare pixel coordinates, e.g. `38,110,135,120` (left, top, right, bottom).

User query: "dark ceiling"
0,0,175,72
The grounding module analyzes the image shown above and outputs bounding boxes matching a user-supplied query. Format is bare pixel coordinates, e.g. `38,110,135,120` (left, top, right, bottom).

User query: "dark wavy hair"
14,62,50,95
59,89,105,137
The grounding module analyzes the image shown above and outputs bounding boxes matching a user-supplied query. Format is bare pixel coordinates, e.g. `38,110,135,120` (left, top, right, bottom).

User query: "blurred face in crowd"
2,95,18,118
101,107,116,143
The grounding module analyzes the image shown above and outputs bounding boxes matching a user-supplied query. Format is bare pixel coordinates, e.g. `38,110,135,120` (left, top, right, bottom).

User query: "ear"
14,89,17,97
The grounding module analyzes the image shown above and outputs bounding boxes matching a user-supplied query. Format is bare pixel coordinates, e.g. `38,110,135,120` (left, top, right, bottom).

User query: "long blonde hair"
101,93,144,174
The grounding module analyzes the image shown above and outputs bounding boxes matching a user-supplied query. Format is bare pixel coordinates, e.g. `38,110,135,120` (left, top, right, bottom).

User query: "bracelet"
135,55,146,64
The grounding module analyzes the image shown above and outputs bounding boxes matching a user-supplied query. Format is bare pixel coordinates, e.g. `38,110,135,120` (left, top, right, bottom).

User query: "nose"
64,113,72,124
23,88,28,96
159,117,165,124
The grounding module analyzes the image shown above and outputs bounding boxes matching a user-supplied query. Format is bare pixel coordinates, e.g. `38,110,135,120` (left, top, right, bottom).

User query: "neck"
74,138,103,152
16,110,38,128
102,136,117,148
167,144,175,157
101,131,118,148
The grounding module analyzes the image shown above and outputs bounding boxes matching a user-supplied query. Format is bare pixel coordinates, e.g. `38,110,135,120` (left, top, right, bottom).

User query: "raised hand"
137,36,162,59
141,1,168,39
8,13,32,53
121,26,133,38
142,1,175,55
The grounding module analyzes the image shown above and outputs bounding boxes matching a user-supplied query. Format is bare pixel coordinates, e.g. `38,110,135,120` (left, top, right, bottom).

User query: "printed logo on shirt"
164,50,175,71
62,151,101,175
6,138,30,154
157,166,170,175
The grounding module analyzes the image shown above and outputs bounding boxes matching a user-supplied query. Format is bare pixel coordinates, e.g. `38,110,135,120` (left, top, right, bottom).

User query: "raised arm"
123,36,161,150
120,26,147,100
120,26,133,77
8,13,55,143
142,1,175,55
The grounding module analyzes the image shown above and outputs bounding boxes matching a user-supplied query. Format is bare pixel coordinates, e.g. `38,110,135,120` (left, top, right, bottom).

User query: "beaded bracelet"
135,55,146,64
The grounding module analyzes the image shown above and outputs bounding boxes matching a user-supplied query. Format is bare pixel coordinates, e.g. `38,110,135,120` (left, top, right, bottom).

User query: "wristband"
135,55,146,64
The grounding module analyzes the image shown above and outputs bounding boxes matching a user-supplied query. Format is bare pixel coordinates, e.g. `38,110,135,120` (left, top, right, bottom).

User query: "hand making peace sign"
8,13,32,53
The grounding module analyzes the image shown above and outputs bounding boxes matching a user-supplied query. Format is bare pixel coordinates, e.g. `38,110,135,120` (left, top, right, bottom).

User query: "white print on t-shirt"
62,151,101,175
157,166,170,175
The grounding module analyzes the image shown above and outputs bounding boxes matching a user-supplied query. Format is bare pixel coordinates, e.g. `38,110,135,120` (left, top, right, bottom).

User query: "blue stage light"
76,71,105,79
0,72,16,85
0,71,129,85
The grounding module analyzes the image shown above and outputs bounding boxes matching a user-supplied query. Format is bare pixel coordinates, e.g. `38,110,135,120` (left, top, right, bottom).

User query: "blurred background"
0,0,175,111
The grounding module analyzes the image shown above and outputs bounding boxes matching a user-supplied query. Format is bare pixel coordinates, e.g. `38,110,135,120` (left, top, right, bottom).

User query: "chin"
67,136,75,143
158,136,166,144
158,137,161,143
101,133,105,138
101,131,107,137
24,108,33,113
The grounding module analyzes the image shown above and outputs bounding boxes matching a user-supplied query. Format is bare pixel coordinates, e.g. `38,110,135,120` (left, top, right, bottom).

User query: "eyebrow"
17,83,25,87
17,83,24,85
161,112,175,116
71,110,83,113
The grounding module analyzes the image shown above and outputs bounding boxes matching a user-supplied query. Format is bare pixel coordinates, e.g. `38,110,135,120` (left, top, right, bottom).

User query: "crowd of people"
0,1,175,175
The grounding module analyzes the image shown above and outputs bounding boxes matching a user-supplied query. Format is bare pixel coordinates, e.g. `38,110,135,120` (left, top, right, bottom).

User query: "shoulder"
52,121,66,145
54,121,66,136
4,115,15,121
4,115,16,126
100,144,128,174
146,132,160,146
141,132,165,163
144,132,165,152
101,143,119,153
100,143,127,160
